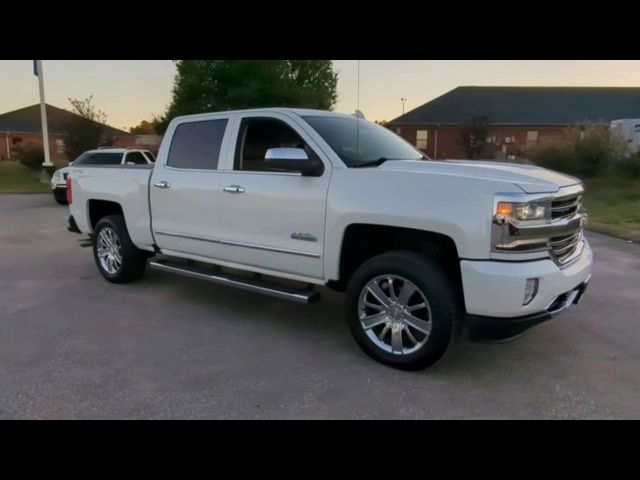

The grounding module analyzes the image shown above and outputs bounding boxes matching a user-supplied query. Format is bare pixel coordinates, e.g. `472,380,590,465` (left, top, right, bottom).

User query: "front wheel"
92,215,147,283
346,251,462,371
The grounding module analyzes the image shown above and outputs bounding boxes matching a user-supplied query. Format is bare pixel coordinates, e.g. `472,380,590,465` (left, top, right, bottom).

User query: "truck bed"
69,164,156,252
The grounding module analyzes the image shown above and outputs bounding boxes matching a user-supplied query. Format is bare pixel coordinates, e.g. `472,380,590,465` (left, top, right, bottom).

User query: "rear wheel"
93,215,147,283
346,251,462,370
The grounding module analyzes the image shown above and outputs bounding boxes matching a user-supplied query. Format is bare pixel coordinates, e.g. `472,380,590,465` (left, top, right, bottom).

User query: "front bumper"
466,277,590,341
51,183,66,191
460,238,592,318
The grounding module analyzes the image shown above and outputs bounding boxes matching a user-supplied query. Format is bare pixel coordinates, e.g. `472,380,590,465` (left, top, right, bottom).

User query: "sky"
2,60,640,129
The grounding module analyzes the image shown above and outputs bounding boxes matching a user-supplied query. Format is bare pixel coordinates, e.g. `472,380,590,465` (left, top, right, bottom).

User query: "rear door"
150,115,234,260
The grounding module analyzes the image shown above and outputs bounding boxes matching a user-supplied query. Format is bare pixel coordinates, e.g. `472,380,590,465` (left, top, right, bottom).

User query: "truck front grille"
551,193,582,220
549,232,582,264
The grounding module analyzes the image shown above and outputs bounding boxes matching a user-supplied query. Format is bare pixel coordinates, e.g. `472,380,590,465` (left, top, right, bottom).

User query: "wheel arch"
329,223,462,294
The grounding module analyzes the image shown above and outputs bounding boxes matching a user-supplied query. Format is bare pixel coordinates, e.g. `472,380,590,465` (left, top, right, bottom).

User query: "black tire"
346,250,462,371
92,214,147,283
53,189,68,205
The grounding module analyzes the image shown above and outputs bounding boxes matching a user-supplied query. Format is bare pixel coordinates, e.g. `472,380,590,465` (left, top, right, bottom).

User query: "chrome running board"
149,258,320,304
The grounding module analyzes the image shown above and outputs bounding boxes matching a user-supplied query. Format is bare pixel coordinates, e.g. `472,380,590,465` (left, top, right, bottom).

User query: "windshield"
303,115,426,167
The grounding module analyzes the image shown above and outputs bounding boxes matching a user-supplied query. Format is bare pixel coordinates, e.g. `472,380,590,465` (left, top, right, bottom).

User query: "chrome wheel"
96,227,123,275
358,275,432,355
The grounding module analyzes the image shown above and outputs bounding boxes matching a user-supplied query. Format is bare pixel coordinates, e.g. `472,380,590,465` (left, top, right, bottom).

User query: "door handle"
154,181,171,189
223,185,245,193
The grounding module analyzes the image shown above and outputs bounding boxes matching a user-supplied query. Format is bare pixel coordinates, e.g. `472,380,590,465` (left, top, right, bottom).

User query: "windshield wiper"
352,157,392,168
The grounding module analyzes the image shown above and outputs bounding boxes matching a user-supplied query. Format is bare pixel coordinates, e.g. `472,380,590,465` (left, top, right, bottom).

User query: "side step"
149,258,320,304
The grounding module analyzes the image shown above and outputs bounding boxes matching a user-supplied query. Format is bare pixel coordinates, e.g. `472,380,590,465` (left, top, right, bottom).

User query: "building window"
526,130,539,143
396,128,402,134
55,139,65,154
12,137,22,145
416,129,428,150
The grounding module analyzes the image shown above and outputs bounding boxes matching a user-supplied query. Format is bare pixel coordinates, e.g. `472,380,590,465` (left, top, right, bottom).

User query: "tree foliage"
129,120,156,135
457,116,490,159
65,95,108,160
153,60,338,133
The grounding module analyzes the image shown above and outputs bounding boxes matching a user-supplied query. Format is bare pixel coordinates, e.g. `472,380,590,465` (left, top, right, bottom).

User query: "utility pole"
34,60,53,168
401,97,406,115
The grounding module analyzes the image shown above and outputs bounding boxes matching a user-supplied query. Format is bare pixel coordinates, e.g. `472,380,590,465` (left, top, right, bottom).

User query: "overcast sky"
2,60,640,130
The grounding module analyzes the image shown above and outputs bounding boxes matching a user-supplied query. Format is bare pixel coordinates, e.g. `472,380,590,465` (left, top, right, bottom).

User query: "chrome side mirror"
264,148,323,176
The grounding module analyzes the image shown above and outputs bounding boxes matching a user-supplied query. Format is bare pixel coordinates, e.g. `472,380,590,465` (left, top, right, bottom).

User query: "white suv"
51,148,155,204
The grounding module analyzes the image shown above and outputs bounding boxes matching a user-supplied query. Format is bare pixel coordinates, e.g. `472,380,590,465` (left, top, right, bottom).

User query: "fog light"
523,278,539,306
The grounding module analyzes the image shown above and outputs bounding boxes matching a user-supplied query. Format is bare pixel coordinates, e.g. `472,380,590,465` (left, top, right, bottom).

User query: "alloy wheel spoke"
407,302,427,312
404,325,419,346
361,312,388,330
366,282,390,308
386,277,397,301
403,313,431,335
378,324,390,341
391,327,403,353
397,281,415,305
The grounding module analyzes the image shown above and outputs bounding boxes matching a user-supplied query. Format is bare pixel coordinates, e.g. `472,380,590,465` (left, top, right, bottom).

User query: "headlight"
495,199,550,223
52,172,62,181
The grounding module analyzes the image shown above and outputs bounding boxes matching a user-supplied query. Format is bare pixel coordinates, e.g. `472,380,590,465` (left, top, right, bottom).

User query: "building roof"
0,104,130,136
389,86,640,126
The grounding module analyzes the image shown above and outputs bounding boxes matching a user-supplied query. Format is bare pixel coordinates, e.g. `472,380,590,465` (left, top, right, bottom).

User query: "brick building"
386,86,640,160
0,103,136,166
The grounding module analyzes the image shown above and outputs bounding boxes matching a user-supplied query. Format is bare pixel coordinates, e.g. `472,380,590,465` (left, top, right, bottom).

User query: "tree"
153,60,338,133
129,120,156,135
66,95,108,160
457,116,490,159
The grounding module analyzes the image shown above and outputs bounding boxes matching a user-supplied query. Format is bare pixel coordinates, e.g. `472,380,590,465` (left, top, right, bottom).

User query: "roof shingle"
389,86,640,126
0,104,130,136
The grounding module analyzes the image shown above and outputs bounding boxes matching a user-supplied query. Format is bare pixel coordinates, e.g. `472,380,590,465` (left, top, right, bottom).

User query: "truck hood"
377,159,580,193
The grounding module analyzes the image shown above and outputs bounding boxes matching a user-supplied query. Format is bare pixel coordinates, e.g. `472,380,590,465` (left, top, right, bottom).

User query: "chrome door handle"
223,185,245,193
154,181,171,189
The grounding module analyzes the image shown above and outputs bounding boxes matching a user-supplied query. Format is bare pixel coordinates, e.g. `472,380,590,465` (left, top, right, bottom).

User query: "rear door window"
124,151,149,165
167,119,228,170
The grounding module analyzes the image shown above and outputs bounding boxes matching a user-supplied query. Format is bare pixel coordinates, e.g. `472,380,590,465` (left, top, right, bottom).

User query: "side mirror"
264,148,323,176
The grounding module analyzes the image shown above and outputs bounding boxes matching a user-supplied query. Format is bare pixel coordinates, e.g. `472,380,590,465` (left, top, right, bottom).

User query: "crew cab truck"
67,108,592,370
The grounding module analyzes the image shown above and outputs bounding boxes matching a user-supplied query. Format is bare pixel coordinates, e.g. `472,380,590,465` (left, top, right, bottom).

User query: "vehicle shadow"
142,267,544,376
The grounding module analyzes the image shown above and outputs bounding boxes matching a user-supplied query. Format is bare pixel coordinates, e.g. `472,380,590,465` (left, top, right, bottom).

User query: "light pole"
401,97,406,115
34,60,53,168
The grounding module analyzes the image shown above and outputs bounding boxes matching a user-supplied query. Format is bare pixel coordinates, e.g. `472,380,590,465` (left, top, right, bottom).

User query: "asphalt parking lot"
1,194,639,419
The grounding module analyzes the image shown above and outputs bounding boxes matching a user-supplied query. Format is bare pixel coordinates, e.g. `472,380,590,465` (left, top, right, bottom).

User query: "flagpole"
35,60,53,167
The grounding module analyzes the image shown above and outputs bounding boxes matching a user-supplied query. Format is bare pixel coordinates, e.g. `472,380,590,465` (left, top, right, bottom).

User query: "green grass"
583,178,640,235
0,161,50,193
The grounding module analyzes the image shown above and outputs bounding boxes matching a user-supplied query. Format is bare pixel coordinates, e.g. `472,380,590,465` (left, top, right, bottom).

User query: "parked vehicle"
51,148,155,204
66,109,592,370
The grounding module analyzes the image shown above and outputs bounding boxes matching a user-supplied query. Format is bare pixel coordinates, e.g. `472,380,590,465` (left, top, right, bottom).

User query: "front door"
213,115,330,280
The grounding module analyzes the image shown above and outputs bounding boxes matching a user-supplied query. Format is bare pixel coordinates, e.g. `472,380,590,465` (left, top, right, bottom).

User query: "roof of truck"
171,108,357,123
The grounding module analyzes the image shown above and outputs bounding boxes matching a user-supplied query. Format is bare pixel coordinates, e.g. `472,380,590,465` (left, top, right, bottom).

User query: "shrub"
610,152,640,179
527,124,630,178
15,145,45,170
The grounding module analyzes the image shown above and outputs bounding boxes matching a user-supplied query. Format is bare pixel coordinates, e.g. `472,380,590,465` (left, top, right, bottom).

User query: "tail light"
66,176,72,204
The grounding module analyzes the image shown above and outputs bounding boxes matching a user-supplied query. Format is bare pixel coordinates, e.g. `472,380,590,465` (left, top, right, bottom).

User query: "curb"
587,222,640,243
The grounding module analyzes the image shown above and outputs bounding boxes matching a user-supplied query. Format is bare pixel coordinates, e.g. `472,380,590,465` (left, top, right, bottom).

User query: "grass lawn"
583,177,640,240
0,161,50,193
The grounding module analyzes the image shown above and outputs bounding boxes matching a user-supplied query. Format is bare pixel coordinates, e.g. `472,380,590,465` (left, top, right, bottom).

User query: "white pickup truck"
67,108,592,370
